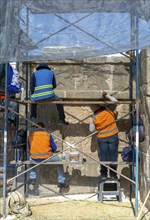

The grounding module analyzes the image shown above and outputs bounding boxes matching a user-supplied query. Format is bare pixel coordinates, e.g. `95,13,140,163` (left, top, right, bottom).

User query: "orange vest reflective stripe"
93,107,118,138
29,131,53,159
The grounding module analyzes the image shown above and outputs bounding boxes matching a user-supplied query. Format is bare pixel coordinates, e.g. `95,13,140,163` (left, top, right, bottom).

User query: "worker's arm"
50,135,57,152
89,117,96,132
30,73,36,95
28,130,34,151
102,91,118,104
28,140,30,150
52,72,57,89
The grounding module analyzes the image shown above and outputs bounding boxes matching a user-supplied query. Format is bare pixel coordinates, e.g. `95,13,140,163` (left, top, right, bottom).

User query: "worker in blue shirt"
30,63,69,125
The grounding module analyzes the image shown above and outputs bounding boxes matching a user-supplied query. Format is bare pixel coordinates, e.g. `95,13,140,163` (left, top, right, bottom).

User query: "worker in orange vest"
28,122,69,189
89,91,119,180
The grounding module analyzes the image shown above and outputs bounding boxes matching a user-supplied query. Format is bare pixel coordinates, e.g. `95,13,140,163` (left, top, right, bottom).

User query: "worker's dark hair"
36,122,45,128
36,62,51,71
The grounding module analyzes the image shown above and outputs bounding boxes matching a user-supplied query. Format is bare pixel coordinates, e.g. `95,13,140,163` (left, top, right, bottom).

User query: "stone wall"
18,56,136,198
139,49,150,210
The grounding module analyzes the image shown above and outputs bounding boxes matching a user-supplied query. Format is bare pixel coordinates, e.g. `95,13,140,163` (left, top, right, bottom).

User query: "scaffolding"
0,0,150,219
0,53,139,218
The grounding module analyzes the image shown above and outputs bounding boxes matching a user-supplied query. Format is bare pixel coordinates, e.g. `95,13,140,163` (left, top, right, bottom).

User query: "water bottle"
21,87,25,101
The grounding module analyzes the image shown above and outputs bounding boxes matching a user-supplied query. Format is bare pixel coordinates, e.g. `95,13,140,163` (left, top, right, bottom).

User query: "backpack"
11,129,27,149
0,64,5,88
121,145,136,162
0,63,22,94
7,64,22,94
126,112,145,142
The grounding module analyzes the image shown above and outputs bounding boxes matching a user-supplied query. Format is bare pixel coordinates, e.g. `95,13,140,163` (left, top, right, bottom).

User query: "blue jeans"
97,134,119,177
30,155,65,184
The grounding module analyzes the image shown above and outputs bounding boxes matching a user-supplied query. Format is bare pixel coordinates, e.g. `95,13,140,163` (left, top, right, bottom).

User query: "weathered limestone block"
145,97,150,120
140,50,150,94
140,152,150,178
21,56,134,198
140,48,150,210
140,137,149,154
28,164,100,197
139,175,150,210
54,60,131,99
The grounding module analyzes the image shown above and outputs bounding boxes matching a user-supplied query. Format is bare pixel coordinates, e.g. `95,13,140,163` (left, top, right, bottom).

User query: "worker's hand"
88,118,93,124
88,117,95,132
102,91,107,97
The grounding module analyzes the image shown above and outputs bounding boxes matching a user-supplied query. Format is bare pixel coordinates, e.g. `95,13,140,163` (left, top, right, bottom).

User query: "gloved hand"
102,91,118,104
102,91,107,98
88,118,95,132
88,117,93,124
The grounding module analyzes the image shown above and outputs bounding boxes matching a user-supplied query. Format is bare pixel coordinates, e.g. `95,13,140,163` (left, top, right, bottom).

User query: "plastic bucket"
69,151,80,162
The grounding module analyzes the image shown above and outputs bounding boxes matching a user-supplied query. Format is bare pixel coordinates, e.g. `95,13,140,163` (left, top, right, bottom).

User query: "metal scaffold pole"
3,64,8,219
135,9,139,218
129,12,135,201
135,49,139,218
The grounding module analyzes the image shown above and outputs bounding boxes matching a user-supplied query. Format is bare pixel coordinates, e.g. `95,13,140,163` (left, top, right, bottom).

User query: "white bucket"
69,151,80,162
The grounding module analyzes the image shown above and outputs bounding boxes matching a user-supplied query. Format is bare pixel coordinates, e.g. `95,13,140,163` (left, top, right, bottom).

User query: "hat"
36,62,51,70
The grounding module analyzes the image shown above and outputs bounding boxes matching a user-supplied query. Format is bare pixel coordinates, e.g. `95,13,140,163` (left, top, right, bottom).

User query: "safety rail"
11,98,134,105
10,160,134,166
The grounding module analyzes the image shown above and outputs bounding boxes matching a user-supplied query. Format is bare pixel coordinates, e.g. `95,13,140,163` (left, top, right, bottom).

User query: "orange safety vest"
29,131,53,160
93,106,118,138
0,94,5,99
